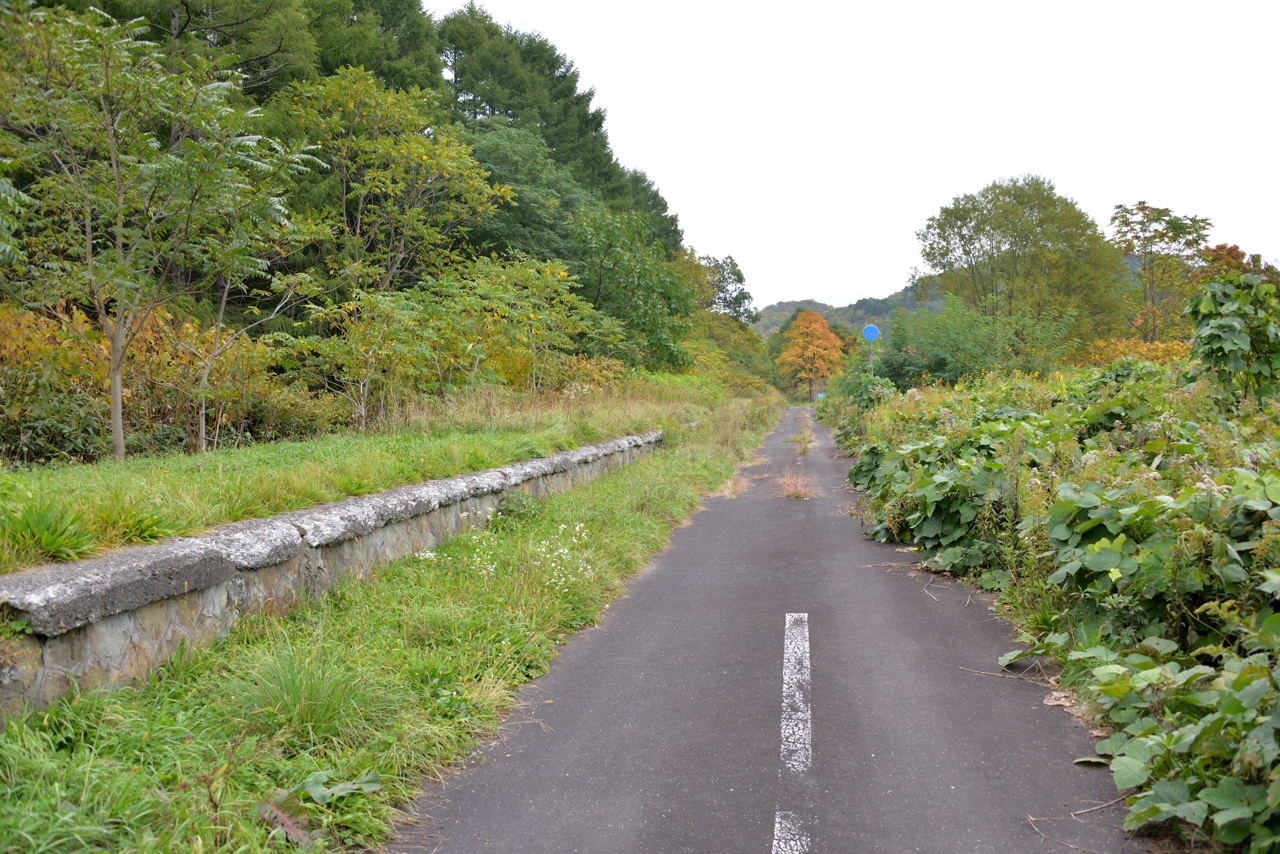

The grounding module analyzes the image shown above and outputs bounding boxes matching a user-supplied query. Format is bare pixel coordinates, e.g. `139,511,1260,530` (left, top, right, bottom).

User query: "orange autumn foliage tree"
1193,244,1280,286
776,311,843,401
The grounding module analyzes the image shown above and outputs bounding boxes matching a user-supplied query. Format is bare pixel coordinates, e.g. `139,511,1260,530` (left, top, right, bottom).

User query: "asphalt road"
383,407,1138,854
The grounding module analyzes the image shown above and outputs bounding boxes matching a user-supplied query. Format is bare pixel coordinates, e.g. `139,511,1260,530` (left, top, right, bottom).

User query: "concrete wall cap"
282,498,380,548
203,518,301,570
511,458,554,480
460,469,508,497
434,477,472,506
0,430,664,635
371,483,443,526
0,539,233,636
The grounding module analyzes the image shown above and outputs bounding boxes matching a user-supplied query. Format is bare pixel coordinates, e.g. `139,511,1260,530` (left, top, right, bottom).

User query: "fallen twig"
959,666,1023,680
1024,816,1110,854
1069,795,1127,818
958,665,1045,684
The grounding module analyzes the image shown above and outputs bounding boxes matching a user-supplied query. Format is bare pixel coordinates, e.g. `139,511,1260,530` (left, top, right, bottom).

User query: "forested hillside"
0,0,770,468
753,290,926,338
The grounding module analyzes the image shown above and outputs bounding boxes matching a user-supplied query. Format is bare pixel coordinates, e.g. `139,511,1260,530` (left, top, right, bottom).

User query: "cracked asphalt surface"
381,407,1139,853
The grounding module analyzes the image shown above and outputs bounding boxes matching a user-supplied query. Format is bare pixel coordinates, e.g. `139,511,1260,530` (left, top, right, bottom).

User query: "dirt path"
382,407,1138,854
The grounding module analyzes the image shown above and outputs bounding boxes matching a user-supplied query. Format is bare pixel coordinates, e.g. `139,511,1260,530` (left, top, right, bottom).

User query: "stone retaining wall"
0,431,662,714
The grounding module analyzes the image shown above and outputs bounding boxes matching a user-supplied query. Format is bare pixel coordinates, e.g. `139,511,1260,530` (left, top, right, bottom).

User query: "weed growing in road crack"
784,419,816,457
779,469,815,500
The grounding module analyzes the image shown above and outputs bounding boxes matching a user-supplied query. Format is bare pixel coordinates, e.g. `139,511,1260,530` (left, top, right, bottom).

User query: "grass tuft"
2,502,95,562
778,469,815,500
91,495,178,544
228,633,413,756
784,420,816,456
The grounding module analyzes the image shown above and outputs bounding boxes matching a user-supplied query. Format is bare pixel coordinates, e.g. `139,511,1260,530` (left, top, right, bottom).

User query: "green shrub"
0,363,110,464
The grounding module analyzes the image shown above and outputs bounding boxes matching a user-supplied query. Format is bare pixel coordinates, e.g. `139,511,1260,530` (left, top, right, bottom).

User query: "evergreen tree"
626,169,682,256
460,121,600,261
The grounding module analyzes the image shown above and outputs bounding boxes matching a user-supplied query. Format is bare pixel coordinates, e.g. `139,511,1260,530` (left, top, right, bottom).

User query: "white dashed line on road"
780,612,812,775
774,612,813,853
772,809,810,854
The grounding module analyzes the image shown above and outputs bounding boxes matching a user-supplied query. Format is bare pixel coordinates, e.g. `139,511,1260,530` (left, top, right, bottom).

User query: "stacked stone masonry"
0,432,661,715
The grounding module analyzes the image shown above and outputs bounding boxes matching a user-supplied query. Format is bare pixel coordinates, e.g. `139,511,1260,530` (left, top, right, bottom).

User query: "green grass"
0,376,727,573
0,392,783,853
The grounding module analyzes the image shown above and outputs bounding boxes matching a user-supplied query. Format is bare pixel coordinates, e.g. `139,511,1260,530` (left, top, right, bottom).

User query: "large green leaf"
1110,755,1150,789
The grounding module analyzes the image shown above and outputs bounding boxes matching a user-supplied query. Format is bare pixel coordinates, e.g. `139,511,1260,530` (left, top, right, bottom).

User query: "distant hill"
753,288,936,338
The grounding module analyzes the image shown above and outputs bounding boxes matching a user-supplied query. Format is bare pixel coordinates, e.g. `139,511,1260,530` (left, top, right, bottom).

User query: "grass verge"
0,375,724,574
0,391,783,852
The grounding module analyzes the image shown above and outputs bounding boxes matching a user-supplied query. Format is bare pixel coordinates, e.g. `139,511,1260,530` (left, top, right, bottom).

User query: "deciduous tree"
917,175,1128,343
79,0,319,95
1,4,312,458
568,210,693,368
1110,201,1211,342
776,310,843,401
0,160,27,265
1193,243,1279,286
282,68,510,289
460,121,599,261
675,249,758,324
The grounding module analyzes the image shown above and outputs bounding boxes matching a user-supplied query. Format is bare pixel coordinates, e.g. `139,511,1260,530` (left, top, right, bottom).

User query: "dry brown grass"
720,476,747,498
778,469,815,500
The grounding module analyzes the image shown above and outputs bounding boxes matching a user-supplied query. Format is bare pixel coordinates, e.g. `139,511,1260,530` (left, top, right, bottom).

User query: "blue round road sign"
862,324,880,342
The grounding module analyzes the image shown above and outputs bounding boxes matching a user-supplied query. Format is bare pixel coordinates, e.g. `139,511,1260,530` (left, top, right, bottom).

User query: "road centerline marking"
772,809,810,854
780,612,812,775
774,612,814,853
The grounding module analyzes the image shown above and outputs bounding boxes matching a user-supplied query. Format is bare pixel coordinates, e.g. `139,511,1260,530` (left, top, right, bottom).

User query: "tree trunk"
109,369,126,459
197,398,208,454
109,333,126,460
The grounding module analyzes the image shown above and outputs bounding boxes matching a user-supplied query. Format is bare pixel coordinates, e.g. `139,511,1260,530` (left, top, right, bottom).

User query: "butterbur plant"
1188,272,1280,404
1074,609,1280,850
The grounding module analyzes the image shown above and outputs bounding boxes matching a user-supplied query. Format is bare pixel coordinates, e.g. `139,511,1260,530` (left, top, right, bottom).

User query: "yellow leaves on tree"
776,311,843,401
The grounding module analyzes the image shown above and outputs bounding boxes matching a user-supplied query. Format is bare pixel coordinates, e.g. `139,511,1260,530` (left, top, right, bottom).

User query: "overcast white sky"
430,1,1280,309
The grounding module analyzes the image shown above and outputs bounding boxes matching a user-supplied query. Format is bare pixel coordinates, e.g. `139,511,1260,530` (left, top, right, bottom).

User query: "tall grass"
0,376,726,573
0,392,783,852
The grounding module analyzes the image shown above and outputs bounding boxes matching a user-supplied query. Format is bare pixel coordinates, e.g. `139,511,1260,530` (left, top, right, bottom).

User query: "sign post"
862,324,880,376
